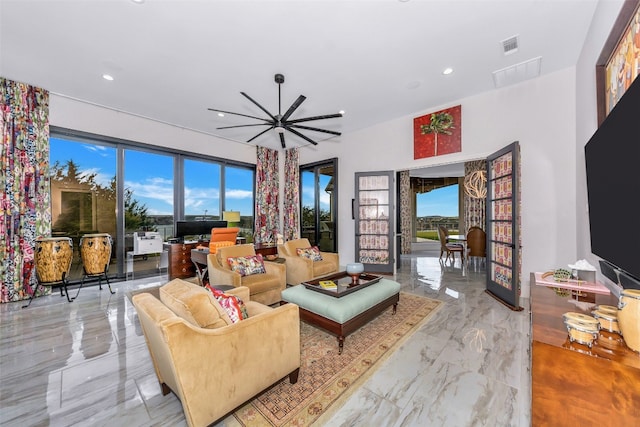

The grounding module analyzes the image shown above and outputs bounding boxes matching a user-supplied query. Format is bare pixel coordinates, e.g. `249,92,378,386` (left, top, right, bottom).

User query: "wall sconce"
222,210,241,226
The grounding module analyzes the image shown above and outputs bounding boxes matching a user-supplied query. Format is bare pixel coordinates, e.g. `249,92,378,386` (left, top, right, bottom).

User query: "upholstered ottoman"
281,278,401,353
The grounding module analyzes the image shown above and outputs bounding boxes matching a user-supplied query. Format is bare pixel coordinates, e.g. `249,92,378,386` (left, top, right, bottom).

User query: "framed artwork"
413,105,461,160
596,0,640,126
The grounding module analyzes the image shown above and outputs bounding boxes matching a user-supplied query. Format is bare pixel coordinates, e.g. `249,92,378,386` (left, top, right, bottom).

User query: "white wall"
301,68,579,297
50,95,257,164
575,0,625,282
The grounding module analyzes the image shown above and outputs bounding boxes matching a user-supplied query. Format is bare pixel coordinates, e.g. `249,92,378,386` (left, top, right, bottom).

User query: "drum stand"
75,265,115,300
22,274,73,308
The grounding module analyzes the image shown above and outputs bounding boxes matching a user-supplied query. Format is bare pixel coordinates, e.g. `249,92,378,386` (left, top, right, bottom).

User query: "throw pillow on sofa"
296,246,323,261
227,254,266,276
205,285,249,323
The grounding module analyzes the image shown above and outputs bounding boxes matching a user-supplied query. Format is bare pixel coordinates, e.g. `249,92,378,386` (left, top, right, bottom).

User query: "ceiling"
0,0,599,151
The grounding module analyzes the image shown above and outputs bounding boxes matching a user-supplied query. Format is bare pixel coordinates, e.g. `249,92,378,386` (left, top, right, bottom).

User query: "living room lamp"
222,210,241,227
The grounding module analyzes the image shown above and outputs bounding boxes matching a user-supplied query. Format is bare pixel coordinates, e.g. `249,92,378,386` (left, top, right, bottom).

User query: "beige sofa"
207,244,286,305
131,279,300,427
278,238,340,285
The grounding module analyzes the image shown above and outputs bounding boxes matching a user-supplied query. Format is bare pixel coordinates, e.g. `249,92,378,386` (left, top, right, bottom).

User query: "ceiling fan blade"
279,132,286,149
281,95,306,122
241,92,277,121
246,126,274,143
290,124,341,136
285,126,318,146
207,108,270,123
217,123,271,130
287,112,343,124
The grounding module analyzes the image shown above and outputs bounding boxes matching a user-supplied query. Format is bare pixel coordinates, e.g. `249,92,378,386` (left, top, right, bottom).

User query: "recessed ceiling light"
217,112,224,117
102,74,114,81
131,0,145,4
443,68,453,75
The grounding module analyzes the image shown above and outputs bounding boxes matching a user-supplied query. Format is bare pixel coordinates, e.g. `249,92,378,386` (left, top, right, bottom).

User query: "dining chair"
437,226,464,264
466,226,486,270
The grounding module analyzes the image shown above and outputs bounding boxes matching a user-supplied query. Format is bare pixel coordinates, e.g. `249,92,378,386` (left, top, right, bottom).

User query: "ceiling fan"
208,74,342,149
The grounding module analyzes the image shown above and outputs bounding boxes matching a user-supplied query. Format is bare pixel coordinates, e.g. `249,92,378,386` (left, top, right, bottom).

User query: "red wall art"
413,105,461,159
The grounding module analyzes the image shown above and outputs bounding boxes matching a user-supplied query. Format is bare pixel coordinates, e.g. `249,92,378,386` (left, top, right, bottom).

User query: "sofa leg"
289,368,300,384
161,383,171,396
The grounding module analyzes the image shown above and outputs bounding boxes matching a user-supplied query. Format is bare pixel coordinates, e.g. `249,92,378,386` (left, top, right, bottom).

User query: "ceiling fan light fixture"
208,73,342,149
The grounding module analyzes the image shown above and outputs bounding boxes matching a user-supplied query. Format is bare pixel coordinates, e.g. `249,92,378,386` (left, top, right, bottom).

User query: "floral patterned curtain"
464,160,487,233
1,78,51,303
283,147,299,241
398,170,412,254
254,146,279,244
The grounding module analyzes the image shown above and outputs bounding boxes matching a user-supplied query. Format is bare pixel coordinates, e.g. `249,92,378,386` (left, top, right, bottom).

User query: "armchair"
207,244,286,305
208,227,239,254
132,279,300,427
278,238,339,285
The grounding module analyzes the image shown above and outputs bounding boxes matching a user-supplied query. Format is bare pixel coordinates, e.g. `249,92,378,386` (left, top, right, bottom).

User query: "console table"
530,273,640,426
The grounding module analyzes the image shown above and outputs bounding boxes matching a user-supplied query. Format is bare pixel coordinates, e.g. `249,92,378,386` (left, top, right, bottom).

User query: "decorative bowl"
346,263,365,284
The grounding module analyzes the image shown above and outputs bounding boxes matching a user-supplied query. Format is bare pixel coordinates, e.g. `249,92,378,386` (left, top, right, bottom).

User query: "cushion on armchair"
296,246,323,261
227,254,266,276
205,285,249,323
160,278,232,328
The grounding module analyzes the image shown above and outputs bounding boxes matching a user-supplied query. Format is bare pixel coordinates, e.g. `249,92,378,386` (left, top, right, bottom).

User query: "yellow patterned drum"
618,289,640,352
35,237,73,283
80,233,113,275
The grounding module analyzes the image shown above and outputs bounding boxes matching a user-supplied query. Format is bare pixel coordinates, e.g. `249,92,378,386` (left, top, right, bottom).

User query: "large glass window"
184,158,221,221
124,149,174,277
49,128,255,281
225,166,255,242
50,137,117,282
300,159,337,252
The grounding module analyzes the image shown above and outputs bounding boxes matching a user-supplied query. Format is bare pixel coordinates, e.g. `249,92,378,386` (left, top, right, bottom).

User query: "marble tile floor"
0,253,531,427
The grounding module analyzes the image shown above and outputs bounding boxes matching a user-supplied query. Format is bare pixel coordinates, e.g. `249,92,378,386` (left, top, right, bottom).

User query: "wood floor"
0,246,531,426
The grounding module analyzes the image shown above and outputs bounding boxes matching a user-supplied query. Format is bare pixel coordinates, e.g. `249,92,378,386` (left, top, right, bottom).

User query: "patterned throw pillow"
205,285,249,323
227,254,266,276
296,246,323,261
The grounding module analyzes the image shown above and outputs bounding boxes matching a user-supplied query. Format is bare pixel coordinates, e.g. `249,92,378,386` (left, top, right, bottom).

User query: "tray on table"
302,271,382,298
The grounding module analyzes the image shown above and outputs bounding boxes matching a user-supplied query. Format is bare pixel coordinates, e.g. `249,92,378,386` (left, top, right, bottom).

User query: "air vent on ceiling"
501,35,519,55
492,56,542,88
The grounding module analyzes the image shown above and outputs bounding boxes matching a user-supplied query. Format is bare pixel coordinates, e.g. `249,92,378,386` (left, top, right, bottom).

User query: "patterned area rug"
233,292,443,426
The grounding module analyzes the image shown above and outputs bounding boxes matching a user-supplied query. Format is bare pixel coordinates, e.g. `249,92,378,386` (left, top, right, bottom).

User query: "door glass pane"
184,159,221,222
50,137,117,282
124,149,174,277
224,166,254,243
318,165,335,252
301,170,316,244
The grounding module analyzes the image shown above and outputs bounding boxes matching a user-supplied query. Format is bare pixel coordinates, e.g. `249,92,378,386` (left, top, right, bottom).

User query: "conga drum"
80,233,113,276
35,237,73,284
618,289,640,352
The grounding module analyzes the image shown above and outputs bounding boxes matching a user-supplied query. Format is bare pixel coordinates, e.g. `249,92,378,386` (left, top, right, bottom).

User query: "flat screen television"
174,220,227,241
585,75,640,289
